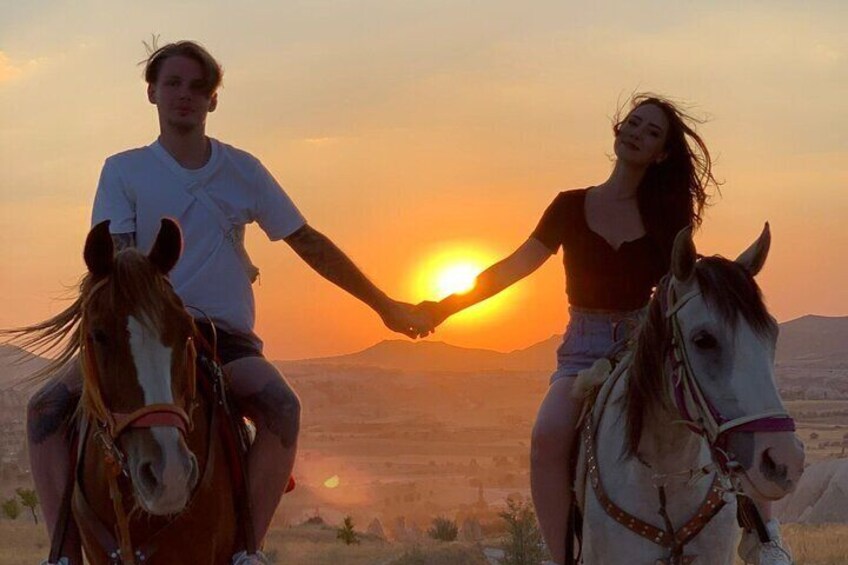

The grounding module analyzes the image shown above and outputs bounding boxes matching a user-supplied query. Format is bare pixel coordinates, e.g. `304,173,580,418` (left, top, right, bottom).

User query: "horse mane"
1,276,92,385
623,255,778,458
2,248,189,386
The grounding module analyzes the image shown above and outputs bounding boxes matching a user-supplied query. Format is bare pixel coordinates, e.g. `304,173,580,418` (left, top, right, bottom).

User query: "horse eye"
91,329,109,345
692,331,718,350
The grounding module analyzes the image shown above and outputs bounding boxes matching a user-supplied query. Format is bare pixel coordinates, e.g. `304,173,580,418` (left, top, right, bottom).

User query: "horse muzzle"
727,431,805,500
126,427,199,515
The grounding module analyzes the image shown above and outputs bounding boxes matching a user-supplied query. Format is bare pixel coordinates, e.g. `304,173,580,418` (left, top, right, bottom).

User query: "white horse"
574,225,805,564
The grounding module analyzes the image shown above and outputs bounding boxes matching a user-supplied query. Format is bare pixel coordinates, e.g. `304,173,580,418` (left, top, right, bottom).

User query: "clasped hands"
380,298,453,339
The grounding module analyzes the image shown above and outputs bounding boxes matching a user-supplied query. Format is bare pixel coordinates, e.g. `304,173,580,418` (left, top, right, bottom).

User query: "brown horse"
15,219,241,564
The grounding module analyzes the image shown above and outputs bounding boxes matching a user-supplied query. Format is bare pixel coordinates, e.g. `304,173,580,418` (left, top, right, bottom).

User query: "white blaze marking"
127,315,186,504
127,315,174,405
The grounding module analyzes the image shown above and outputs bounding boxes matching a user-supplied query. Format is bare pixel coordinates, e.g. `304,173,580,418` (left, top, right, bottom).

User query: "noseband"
660,276,796,474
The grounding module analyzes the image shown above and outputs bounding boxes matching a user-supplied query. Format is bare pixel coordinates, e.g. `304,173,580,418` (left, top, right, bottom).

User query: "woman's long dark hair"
614,94,719,262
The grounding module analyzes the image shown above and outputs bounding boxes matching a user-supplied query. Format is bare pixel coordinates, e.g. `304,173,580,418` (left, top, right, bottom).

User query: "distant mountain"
776,315,848,366
281,315,848,373
3,315,844,380
281,337,559,373
0,345,50,390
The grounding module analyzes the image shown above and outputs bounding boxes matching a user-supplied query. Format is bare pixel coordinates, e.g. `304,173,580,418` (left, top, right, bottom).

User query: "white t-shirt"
91,138,306,348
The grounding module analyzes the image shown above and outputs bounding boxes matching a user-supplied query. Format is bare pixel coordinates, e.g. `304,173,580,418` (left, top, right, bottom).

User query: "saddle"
49,341,292,564
565,351,631,565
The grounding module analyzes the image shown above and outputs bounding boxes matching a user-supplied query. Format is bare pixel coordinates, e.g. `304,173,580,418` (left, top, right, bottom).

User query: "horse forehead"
126,314,175,405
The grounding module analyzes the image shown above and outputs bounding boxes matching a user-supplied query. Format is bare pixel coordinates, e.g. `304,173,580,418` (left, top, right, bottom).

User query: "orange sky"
1,2,846,359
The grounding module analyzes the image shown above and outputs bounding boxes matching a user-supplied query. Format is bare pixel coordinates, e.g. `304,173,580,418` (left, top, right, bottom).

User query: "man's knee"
238,378,301,449
27,380,80,445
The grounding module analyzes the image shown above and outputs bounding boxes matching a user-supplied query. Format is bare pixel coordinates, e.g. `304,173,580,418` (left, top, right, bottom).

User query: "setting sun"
323,475,340,489
435,263,479,297
411,243,519,326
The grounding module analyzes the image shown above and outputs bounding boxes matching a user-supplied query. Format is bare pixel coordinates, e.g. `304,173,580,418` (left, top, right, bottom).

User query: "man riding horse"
26,40,431,565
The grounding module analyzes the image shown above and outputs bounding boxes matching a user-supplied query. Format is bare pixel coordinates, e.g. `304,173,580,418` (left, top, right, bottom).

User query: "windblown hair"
1,249,192,386
623,256,778,457
142,39,223,96
613,94,720,262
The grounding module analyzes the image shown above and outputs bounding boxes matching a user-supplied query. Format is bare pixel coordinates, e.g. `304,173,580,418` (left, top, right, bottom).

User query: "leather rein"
582,275,796,564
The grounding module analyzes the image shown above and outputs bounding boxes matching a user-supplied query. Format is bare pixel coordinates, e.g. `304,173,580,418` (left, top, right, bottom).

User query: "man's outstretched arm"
284,224,430,338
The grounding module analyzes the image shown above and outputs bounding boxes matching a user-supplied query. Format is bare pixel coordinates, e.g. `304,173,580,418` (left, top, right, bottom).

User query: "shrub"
2,498,21,520
337,515,360,545
15,488,39,524
499,498,546,565
428,516,459,542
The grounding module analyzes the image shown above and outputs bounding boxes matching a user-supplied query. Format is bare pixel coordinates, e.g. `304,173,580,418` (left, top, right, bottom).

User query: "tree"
16,488,39,524
428,516,458,542
499,498,546,565
2,498,21,520
337,515,360,545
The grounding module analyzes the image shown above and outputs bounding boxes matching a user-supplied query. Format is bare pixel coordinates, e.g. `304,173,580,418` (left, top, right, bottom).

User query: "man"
30,40,430,565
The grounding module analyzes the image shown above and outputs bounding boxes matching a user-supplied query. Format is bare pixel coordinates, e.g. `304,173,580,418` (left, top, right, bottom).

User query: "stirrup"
232,549,270,565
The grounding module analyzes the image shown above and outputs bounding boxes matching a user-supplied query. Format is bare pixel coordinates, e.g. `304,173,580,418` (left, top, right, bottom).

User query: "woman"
417,94,789,565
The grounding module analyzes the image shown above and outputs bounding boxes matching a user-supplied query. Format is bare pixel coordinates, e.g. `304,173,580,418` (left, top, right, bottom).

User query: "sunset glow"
434,262,480,297
0,2,844,360
411,244,519,325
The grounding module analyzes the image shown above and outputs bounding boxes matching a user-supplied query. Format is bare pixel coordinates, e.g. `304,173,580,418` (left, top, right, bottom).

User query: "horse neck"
636,396,708,477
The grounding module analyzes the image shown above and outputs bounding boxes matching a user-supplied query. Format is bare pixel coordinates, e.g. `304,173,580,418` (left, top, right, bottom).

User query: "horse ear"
84,220,114,278
735,222,771,276
148,218,183,274
671,225,696,283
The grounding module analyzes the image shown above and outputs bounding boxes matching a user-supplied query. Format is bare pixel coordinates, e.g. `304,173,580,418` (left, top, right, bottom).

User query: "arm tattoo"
285,225,387,310
111,232,136,251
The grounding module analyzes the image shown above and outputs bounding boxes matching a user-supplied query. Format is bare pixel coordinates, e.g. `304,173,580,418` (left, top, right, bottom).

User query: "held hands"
414,300,451,330
380,300,435,339
380,297,457,339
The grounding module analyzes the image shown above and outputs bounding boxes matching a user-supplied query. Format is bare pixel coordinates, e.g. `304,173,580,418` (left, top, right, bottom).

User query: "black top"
530,189,668,311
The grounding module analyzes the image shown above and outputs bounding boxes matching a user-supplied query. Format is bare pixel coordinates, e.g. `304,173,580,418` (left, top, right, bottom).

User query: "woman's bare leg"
530,376,581,565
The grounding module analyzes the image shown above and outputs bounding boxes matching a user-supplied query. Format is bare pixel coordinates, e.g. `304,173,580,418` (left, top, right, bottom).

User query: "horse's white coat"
578,370,738,564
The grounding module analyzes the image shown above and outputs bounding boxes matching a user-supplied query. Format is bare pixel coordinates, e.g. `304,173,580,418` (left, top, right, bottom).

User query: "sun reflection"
323,475,340,489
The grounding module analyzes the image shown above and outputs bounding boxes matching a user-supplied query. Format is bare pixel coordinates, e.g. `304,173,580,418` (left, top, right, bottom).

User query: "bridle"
660,275,796,475
579,273,796,564
78,275,198,565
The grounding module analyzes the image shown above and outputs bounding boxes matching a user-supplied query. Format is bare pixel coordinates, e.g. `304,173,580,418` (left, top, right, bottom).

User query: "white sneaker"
231,550,270,565
737,519,793,565
40,559,69,565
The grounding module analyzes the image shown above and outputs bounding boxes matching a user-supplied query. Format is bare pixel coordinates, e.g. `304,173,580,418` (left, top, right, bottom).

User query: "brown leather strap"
583,416,726,551
74,391,221,563
111,403,191,436
49,424,78,563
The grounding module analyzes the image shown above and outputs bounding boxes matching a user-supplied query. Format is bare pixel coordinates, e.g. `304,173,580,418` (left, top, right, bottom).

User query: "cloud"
0,52,23,83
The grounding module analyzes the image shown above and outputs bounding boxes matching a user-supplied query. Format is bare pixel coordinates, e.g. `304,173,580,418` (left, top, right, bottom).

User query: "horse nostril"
139,460,160,493
760,448,788,483
186,453,199,490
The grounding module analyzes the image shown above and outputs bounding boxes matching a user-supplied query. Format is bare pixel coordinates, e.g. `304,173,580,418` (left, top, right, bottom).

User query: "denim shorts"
550,306,645,384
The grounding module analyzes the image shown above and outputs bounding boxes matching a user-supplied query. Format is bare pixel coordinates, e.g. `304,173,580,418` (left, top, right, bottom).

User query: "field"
1,345,847,563
2,520,848,564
